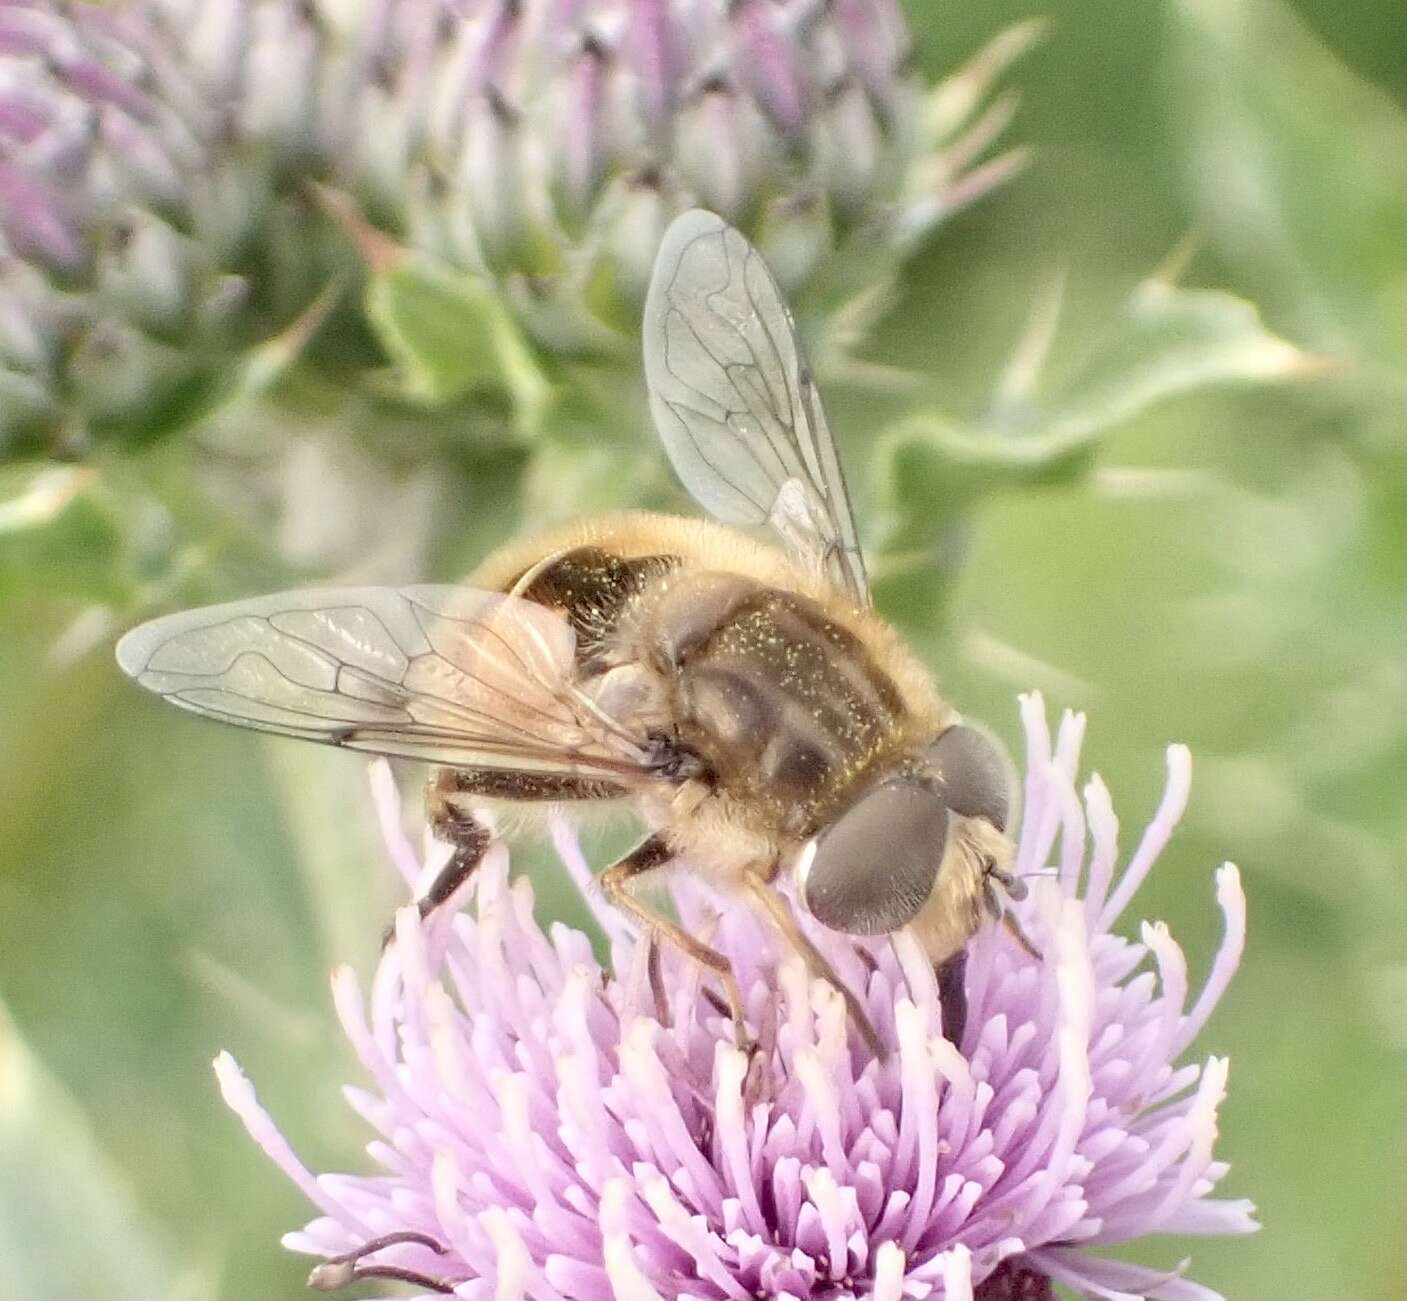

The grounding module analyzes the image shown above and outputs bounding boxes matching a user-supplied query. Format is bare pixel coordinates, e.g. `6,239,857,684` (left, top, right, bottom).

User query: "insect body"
116,211,1029,1054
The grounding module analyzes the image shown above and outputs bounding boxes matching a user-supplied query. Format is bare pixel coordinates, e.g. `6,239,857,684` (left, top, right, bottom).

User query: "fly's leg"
599,833,753,1054
744,877,884,1058
646,935,672,1028
1000,908,1044,962
379,770,491,946
936,950,968,1048
306,1229,453,1294
982,873,1044,962
385,766,624,944
418,769,493,920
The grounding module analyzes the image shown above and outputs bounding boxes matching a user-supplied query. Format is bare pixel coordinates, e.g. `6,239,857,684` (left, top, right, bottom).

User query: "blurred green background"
1,0,1402,1298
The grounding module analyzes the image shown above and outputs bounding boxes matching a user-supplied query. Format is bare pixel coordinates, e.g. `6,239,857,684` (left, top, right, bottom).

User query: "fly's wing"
643,208,870,604
115,586,650,783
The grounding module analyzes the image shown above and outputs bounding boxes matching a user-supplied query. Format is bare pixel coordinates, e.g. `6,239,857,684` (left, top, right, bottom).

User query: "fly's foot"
741,1032,769,1105
381,775,491,949
306,1230,453,1294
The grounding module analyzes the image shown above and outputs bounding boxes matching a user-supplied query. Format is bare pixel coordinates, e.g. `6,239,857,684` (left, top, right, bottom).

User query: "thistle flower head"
0,0,340,448
1,0,1032,448
218,693,1255,1300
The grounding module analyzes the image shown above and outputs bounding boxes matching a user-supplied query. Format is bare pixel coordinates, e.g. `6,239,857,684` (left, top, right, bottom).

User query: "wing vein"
643,210,871,605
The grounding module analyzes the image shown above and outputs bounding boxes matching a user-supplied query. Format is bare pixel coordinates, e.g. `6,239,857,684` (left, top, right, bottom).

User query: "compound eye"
926,724,1013,832
799,778,948,936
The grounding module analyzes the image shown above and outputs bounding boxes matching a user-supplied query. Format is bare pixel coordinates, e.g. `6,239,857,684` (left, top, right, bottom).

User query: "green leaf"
0,463,97,537
228,281,343,404
872,269,1319,556
1167,0,1407,382
364,255,551,433
1043,275,1327,435
0,462,130,604
0,1002,195,1300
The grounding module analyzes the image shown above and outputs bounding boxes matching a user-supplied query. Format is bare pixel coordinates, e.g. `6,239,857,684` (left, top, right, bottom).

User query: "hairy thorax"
636,570,920,837
473,513,952,876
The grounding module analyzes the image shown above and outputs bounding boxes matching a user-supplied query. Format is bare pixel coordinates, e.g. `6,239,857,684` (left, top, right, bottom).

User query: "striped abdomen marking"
512,547,677,671
651,573,910,834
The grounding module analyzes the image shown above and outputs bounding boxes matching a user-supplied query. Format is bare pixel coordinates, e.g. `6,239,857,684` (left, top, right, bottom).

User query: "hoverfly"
117,210,1032,1054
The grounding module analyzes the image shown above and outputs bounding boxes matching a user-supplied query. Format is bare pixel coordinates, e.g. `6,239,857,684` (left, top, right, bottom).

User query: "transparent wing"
115,586,652,781
643,208,870,603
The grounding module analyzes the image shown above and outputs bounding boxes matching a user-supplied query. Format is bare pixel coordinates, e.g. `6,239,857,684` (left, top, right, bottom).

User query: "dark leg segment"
1000,908,1044,962
646,935,672,1027
306,1229,453,1294
431,768,626,803
983,869,1042,961
744,878,884,1058
599,834,753,1052
419,776,491,919
936,949,968,1049
391,766,624,941
376,770,493,947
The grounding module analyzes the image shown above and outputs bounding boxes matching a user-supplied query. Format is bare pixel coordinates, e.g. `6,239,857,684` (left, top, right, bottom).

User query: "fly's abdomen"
509,546,678,672
649,573,909,833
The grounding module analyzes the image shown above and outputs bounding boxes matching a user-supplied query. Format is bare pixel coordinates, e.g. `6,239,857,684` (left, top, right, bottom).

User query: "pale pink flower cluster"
218,693,1255,1299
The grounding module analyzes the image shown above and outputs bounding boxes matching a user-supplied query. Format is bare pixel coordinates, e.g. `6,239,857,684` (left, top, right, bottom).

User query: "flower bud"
1,0,1037,449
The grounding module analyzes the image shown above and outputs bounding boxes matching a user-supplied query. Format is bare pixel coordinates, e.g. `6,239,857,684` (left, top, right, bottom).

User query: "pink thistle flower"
216,693,1255,1300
